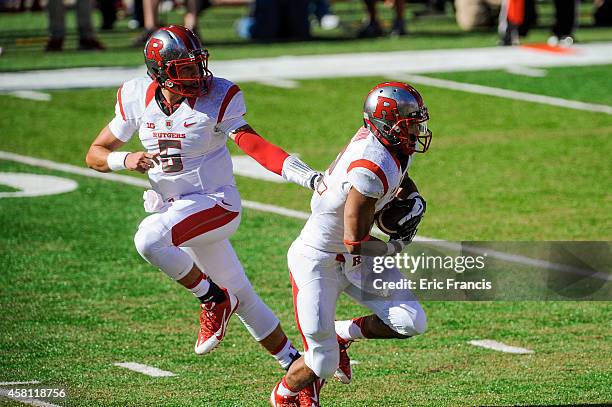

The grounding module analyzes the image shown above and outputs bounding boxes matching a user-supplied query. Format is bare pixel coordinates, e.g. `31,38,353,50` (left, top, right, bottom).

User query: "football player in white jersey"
86,25,320,370
270,82,432,406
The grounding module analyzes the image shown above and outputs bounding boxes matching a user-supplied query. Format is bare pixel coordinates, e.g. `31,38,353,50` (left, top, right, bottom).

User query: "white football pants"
288,237,427,379
134,190,279,341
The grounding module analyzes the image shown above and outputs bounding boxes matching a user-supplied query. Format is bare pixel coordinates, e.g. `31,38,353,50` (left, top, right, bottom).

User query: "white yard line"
0,381,41,386
0,151,607,281
113,362,176,377
395,74,612,115
8,90,51,101
0,388,63,407
469,339,534,354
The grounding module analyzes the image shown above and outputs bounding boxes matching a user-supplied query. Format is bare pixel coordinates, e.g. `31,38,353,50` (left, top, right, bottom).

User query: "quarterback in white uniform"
86,25,319,370
271,82,432,406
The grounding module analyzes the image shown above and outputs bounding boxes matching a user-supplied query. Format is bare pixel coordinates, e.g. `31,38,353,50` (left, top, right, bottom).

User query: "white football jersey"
108,76,247,201
299,127,412,253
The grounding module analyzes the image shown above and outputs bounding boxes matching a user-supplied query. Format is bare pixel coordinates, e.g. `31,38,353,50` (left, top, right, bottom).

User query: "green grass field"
1,5,612,406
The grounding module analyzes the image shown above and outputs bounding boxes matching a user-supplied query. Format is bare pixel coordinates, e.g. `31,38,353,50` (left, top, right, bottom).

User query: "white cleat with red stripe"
194,288,239,355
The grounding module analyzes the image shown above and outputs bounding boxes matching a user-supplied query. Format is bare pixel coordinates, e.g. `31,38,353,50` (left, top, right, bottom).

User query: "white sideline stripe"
469,339,534,354
7,90,51,101
0,388,62,407
2,42,612,92
114,362,176,377
395,74,612,115
504,65,547,77
0,381,40,385
0,150,607,281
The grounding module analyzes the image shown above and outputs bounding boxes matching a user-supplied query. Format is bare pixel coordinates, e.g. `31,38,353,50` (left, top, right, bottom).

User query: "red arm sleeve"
233,128,289,176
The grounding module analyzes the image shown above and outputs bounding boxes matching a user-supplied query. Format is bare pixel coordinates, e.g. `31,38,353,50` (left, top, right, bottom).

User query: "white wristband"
107,151,130,171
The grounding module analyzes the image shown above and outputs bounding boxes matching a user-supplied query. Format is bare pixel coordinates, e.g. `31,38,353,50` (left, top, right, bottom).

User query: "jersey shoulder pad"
200,76,245,123
346,136,399,198
117,76,155,121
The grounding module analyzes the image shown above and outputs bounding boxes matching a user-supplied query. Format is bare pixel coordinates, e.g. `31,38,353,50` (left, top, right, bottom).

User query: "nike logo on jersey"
184,121,197,128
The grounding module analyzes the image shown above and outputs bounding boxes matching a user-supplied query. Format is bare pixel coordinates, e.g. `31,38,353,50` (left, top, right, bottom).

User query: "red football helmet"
363,82,432,155
144,25,212,98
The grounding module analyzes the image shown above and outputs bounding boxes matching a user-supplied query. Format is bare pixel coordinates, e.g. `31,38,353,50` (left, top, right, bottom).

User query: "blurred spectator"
455,0,500,31
594,0,612,26
99,0,118,30
133,0,210,46
46,0,105,51
547,0,579,46
311,0,340,30
497,0,536,45
358,0,407,38
415,0,447,17
498,0,578,46
237,0,311,40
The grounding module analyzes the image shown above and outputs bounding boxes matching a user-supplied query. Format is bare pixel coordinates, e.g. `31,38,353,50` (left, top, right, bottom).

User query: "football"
374,202,407,236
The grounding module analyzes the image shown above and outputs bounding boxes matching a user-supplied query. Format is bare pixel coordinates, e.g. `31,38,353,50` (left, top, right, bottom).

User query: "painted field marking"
0,172,78,198
8,90,51,101
469,339,534,354
0,150,606,282
0,381,40,386
395,74,612,115
504,65,547,77
0,387,63,407
114,362,176,377
255,78,299,89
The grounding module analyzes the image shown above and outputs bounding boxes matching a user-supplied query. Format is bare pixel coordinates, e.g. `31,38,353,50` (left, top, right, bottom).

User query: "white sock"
335,319,365,341
272,336,300,370
277,378,298,397
188,274,210,298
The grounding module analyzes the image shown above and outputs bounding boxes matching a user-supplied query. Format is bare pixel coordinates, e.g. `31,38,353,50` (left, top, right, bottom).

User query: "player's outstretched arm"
86,125,159,173
229,125,321,190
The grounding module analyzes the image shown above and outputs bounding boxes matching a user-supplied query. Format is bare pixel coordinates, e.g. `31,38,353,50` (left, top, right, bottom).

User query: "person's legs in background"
133,0,160,45
358,0,384,37
76,0,105,49
391,0,407,36
548,0,578,45
46,0,66,51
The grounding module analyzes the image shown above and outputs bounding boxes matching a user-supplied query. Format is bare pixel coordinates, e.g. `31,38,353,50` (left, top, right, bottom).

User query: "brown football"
374,204,407,236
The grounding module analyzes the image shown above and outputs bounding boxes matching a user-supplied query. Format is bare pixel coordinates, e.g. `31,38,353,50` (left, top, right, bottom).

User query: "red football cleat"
334,336,353,384
298,378,324,407
270,381,300,407
194,288,239,355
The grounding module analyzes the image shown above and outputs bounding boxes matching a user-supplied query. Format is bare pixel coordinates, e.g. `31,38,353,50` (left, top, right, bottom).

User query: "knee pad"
134,226,193,280
233,284,279,341
305,341,339,379
388,303,427,337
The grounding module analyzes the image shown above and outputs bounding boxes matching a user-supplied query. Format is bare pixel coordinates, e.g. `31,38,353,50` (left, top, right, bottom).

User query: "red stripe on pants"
171,205,239,246
290,272,308,351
